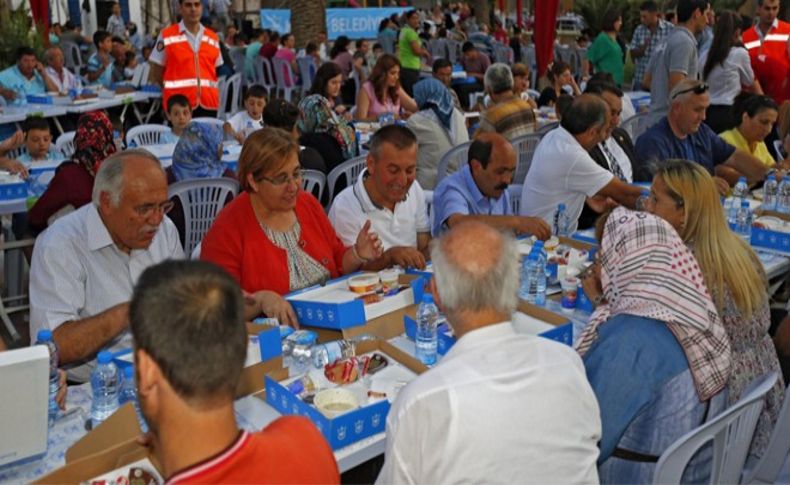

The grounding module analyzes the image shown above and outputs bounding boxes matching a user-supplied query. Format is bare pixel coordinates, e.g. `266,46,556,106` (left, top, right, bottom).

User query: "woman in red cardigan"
201,128,383,326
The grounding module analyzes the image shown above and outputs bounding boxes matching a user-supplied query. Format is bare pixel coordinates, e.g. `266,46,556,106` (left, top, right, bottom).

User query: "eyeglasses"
671,83,709,100
261,169,304,186
134,201,174,218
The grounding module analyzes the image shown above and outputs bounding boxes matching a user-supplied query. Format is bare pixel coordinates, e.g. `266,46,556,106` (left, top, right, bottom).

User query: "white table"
0,105,68,133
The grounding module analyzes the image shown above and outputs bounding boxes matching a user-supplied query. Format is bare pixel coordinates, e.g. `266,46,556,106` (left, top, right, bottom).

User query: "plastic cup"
560,277,579,313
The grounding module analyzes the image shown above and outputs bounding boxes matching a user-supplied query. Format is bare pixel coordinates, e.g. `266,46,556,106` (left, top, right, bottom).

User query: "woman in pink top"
274,33,299,86
355,54,418,121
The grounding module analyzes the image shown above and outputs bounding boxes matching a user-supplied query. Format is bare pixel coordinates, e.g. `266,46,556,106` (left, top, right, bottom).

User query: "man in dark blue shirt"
634,79,771,193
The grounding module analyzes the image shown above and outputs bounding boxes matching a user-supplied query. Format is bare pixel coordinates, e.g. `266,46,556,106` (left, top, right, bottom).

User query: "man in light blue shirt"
431,132,550,239
0,47,58,102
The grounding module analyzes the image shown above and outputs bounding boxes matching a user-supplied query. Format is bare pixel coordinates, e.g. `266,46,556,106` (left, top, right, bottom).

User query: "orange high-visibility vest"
160,23,220,110
743,21,790,67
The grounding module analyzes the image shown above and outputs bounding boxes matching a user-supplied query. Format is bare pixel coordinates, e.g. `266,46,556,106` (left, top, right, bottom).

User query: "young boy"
162,94,192,143
86,30,114,88
224,85,266,144
17,117,60,163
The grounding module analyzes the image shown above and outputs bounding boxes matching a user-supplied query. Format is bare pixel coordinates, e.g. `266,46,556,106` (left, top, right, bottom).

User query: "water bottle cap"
36,329,52,342
738,176,747,183
97,350,113,364
641,189,649,196
768,173,777,180
557,203,565,210
123,365,134,378
741,200,750,208
421,293,435,304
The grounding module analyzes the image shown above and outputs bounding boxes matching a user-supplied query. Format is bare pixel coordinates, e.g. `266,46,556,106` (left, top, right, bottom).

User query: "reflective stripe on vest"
765,33,790,42
201,35,219,48
164,79,219,89
163,34,188,46
745,40,761,50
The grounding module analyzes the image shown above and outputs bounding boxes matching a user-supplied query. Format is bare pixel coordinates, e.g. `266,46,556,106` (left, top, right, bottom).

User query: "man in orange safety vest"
743,0,790,104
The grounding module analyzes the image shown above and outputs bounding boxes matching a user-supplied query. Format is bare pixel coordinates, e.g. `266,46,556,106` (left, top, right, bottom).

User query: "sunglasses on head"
671,83,709,100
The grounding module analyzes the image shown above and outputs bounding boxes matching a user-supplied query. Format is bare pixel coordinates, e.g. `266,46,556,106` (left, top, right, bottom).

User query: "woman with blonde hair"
200,128,383,326
646,158,784,460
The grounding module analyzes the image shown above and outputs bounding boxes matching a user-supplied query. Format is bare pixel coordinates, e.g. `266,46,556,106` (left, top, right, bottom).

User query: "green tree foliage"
0,5,46,70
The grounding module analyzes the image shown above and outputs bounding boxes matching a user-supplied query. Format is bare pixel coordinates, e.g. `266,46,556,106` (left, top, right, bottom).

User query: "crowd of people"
0,0,789,483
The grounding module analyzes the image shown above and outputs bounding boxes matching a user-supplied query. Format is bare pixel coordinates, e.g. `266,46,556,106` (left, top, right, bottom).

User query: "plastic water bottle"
733,177,749,200
415,293,439,366
636,189,650,211
118,366,149,433
282,330,317,374
34,329,59,427
553,203,571,237
521,252,547,305
735,200,753,242
312,339,355,368
90,351,119,428
779,178,790,214
764,174,779,212
15,85,27,106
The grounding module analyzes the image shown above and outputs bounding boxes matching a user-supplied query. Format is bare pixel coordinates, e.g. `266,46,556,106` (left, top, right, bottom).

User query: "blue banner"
260,8,408,40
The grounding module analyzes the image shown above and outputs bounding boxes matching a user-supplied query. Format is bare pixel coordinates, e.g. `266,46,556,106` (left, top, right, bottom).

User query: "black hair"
123,50,136,66
244,84,268,101
601,9,622,32
462,41,476,53
468,138,494,169
309,62,342,98
330,36,350,59
547,60,572,83
64,20,76,30
16,46,35,61
355,39,367,49
584,80,624,97
677,0,709,23
378,18,390,32
166,94,191,112
433,58,452,72
640,1,658,12
373,42,383,50
112,35,125,44
130,260,246,402
23,116,49,133
734,93,778,124
269,31,280,43
93,30,110,48
405,9,418,20
703,10,741,80
280,33,293,45
557,94,574,120
305,42,318,55
263,98,299,130
560,95,608,135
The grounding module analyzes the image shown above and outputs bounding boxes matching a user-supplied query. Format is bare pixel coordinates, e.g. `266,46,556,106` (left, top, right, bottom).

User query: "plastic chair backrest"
447,39,461,64
62,42,82,71
254,56,276,94
622,112,652,142
167,177,240,256
652,372,779,485
230,47,246,77
127,124,171,147
508,184,523,215
272,58,296,101
428,38,448,59
326,155,367,203
55,131,76,158
192,117,226,129
6,145,27,159
217,75,230,119
222,73,242,118
130,63,145,87
139,62,150,86
435,141,472,186
297,57,316,96
742,383,790,484
512,133,542,184
301,169,326,203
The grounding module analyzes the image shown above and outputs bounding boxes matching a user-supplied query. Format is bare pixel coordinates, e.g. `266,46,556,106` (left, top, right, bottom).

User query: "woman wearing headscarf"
166,121,236,245
405,78,468,190
577,207,731,484
29,110,117,234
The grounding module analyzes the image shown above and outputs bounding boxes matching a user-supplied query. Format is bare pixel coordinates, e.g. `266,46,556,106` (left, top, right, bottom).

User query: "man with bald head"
431,132,550,239
30,150,184,382
522,94,644,233
377,221,602,484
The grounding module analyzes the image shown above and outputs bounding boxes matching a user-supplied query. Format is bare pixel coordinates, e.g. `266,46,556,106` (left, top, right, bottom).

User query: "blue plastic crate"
0,182,28,200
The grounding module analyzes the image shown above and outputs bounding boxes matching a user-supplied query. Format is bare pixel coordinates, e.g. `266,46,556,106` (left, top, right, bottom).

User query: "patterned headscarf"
413,78,455,131
73,111,116,177
297,94,358,161
576,207,731,401
171,122,225,182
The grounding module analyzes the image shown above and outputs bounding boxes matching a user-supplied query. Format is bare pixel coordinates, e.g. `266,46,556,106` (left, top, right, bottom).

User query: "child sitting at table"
223,84,266,144
162,94,192,143
17,117,60,163
122,51,138,80
86,30,114,88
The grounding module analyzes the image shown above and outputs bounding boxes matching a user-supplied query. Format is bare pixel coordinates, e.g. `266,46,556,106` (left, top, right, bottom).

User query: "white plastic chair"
508,184,522,214
512,133,542,184
652,372,779,485
218,73,242,119
622,112,652,143
428,38,448,59
130,63,145,87
167,178,240,256
527,88,541,99
192,117,226,129
296,57,316,97
61,42,82,73
254,57,276,98
301,169,326,203
127,124,171,147
55,131,76,158
229,47,246,81
272,58,297,101
742,383,790,484
326,155,367,203
435,141,472,186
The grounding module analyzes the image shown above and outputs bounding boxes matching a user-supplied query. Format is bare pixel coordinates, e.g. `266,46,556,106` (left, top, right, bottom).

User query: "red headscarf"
72,111,116,177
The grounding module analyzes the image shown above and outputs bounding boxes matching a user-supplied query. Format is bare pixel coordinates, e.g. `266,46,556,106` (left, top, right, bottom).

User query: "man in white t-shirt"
521,94,644,233
376,220,602,484
329,125,430,270
223,84,266,143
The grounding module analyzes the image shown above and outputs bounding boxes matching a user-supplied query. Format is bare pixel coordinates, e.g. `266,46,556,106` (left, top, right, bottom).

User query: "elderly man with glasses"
634,79,772,193
29,150,184,382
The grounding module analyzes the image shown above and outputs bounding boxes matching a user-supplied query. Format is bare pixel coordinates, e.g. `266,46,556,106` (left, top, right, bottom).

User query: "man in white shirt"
30,150,184,382
44,46,80,94
521,94,644,233
376,220,602,484
329,125,431,270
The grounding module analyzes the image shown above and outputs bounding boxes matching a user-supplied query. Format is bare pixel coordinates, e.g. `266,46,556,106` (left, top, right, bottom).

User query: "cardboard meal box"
37,360,288,484
287,273,425,330
752,209,790,255
265,339,426,451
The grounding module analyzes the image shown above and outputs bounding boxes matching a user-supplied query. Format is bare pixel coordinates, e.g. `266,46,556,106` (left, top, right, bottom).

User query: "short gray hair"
92,148,161,206
484,63,514,95
430,228,519,316
44,46,63,64
669,79,707,105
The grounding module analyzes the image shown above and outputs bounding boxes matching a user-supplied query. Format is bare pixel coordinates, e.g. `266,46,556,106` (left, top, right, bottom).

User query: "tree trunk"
470,0,491,29
291,0,326,47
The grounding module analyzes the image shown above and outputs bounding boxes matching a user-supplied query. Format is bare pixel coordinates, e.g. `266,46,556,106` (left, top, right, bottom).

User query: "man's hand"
586,195,618,214
712,176,730,196
252,290,299,328
0,158,29,178
0,87,16,101
386,246,427,269
0,130,24,155
516,216,551,240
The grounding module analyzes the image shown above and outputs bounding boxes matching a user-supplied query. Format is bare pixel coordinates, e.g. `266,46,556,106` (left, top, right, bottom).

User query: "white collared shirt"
328,169,430,250
29,204,184,382
376,322,602,484
149,21,224,67
45,65,79,93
